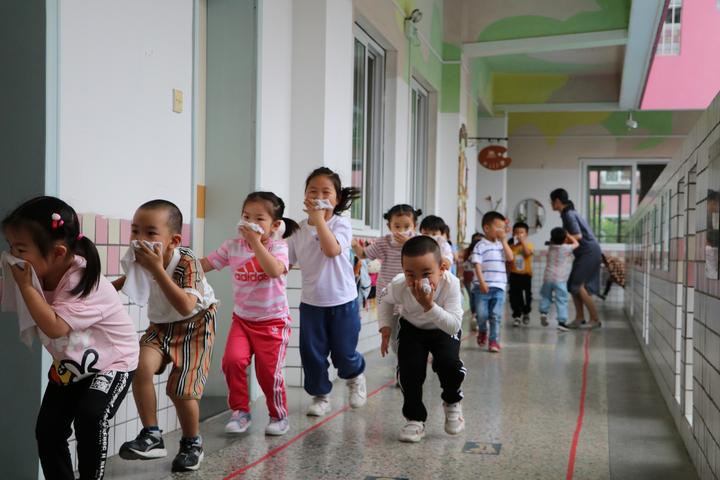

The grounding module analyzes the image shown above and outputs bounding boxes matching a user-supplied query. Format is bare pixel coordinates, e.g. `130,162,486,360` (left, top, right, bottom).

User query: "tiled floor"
103,304,697,480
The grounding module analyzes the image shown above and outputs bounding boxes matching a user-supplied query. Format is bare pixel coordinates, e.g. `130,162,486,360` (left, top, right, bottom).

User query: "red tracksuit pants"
222,314,291,420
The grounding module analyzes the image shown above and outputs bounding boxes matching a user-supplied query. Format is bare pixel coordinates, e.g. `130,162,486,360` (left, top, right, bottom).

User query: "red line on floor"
223,378,396,479
566,331,592,480
224,332,473,478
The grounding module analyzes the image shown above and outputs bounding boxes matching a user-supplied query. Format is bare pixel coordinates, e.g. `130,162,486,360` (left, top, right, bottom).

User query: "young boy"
471,212,514,353
419,215,455,271
539,227,579,331
379,236,465,443
112,200,218,472
508,222,534,327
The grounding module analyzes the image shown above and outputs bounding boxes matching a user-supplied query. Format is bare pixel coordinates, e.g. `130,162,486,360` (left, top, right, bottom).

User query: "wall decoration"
478,144,512,170
513,199,545,234
457,124,468,244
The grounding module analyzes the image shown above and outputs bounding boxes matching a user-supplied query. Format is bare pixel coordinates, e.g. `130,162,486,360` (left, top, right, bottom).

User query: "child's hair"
481,211,505,227
419,215,447,233
2,196,101,298
513,222,529,233
244,191,300,238
383,204,422,224
305,167,360,215
550,227,567,245
464,232,483,259
138,199,183,234
401,235,442,265
550,188,575,210
442,224,452,245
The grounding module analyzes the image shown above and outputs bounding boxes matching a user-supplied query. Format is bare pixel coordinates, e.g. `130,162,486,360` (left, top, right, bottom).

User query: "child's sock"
183,435,202,446
146,426,162,437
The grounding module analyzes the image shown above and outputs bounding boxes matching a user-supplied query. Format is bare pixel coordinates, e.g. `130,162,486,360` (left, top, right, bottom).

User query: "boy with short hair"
471,212,514,353
378,236,465,443
539,227,579,331
112,200,218,472
419,215,455,270
508,222,534,327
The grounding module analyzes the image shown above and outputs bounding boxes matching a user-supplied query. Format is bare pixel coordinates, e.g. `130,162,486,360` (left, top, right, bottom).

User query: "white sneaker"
443,402,465,435
399,420,426,443
265,418,290,436
224,411,251,434
347,373,367,408
512,317,521,327
540,314,548,327
306,395,331,417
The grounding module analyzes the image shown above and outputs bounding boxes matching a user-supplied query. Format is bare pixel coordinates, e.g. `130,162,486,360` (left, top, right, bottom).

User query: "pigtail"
414,208,423,218
71,235,102,297
282,217,300,238
334,186,361,214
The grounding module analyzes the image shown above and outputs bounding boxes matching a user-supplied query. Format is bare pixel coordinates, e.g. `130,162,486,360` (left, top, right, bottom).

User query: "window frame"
657,0,682,56
409,78,429,215
351,25,386,232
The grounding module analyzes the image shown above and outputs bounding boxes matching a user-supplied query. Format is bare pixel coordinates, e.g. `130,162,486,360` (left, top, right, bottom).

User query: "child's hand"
479,279,490,294
380,327,391,357
392,231,410,246
135,242,164,275
10,263,33,290
303,198,326,224
409,279,434,311
240,225,263,245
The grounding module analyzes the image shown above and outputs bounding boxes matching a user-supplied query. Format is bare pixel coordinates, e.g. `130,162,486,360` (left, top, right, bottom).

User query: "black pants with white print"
36,370,133,480
397,318,465,422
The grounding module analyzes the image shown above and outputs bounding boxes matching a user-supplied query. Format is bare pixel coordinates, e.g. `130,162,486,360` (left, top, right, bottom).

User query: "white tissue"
313,199,333,210
131,239,162,251
420,278,432,294
237,220,265,235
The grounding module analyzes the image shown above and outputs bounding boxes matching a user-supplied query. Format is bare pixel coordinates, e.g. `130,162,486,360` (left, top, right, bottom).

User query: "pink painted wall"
642,0,720,110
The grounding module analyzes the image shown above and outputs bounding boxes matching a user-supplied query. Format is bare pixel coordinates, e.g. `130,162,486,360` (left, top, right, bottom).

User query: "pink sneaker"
488,341,501,353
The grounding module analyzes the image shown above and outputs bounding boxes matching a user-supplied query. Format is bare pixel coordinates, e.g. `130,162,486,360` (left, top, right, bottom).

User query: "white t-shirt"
288,215,358,307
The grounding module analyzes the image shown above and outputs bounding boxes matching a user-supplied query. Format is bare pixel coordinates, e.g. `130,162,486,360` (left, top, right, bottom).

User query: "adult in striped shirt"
202,192,299,438
471,211,514,353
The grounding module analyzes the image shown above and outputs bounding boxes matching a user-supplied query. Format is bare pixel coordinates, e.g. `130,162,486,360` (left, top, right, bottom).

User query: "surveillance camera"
626,118,638,129
407,9,422,23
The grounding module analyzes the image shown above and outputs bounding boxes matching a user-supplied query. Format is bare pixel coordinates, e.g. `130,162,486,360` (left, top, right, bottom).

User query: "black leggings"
36,370,133,480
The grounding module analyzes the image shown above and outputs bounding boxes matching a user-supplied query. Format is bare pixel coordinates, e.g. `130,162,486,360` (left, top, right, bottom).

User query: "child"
458,232,483,326
201,192,299,437
419,215,454,270
114,200,217,472
508,222,534,327
288,167,367,417
1,196,139,479
539,227,579,331
471,212,514,353
378,236,465,443
599,253,625,300
442,224,459,276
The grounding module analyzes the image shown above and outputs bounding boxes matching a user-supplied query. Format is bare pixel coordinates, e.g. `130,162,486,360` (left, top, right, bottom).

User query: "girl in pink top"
2,196,138,480
201,192,299,436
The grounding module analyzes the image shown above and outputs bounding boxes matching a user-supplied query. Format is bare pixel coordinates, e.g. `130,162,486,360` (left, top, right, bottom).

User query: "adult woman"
550,188,602,329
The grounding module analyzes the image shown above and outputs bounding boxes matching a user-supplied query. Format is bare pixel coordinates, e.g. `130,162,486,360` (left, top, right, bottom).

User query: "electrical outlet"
172,89,183,113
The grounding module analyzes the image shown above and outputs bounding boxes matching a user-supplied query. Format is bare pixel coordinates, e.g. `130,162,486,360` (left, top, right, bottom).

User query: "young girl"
201,192,299,436
288,167,367,417
2,196,139,479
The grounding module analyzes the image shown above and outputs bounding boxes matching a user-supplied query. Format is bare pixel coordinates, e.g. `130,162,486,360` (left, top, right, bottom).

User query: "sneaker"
540,314,549,327
489,340,501,353
477,331,488,346
557,322,570,332
225,411,251,434
443,402,465,435
522,314,530,326
307,395,331,417
265,418,290,436
119,428,167,460
347,373,367,408
512,317,521,327
399,420,426,443
567,319,584,329
171,437,203,472
588,321,603,330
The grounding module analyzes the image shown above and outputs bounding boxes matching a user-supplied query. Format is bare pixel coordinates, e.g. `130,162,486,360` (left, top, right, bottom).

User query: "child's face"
388,214,415,235
513,227,528,239
305,175,337,220
242,201,281,241
420,228,443,239
4,226,65,280
130,208,182,266
482,219,506,240
402,252,444,289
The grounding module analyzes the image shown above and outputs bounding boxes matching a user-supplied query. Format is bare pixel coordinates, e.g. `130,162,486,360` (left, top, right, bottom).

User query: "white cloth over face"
120,240,163,307
0,251,51,347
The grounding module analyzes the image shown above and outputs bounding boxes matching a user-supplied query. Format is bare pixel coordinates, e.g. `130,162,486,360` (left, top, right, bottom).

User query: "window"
706,138,720,279
584,160,667,244
660,191,671,271
351,27,385,230
410,79,429,213
657,0,681,55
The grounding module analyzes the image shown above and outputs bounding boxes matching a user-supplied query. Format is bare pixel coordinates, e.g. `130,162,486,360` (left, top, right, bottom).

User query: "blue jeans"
473,286,505,342
539,281,569,323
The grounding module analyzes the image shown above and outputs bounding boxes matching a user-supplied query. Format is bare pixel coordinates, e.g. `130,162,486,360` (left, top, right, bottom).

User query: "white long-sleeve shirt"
378,271,463,336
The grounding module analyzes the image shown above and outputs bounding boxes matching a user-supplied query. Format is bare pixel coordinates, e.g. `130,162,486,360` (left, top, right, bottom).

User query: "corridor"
103,305,697,480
